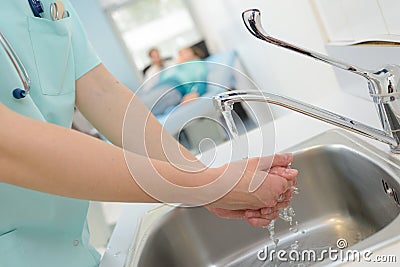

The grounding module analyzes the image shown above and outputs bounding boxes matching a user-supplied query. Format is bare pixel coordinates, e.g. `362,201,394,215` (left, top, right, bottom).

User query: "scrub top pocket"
28,16,75,96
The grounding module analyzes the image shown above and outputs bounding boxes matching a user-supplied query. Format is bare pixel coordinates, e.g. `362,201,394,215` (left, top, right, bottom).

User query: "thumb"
257,153,293,172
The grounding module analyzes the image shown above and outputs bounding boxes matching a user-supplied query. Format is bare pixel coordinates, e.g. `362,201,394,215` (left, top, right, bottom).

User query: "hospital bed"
155,50,246,151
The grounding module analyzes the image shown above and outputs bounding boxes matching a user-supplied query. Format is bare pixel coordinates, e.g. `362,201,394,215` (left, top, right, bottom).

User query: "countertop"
100,90,400,267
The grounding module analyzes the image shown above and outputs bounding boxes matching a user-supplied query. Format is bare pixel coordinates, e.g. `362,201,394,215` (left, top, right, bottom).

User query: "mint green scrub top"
0,1,101,266
158,61,208,96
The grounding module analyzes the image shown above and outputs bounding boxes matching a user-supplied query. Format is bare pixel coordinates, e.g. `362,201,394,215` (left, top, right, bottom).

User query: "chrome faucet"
213,9,400,153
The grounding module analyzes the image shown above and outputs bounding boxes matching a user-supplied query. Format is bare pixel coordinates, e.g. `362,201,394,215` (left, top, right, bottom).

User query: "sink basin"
127,130,400,266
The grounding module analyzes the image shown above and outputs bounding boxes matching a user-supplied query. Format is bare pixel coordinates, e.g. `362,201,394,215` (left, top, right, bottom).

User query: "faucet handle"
242,9,400,98
242,9,370,78
369,65,400,96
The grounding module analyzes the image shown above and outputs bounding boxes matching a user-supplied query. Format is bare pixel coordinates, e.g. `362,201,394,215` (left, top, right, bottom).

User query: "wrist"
142,158,228,205
156,159,221,187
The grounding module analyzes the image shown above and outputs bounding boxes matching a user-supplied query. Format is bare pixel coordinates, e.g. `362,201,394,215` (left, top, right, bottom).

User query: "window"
101,0,202,71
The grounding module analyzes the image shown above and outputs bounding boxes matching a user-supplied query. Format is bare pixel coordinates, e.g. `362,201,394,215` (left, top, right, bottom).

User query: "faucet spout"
213,91,399,151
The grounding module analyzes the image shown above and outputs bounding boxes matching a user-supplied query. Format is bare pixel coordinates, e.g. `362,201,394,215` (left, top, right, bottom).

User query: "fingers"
283,188,294,201
210,200,293,228
265,175,292,204
276,200,291,210
244,209,262,218
244,200,291,227
207,207,246,219
210,153,298,225
269,166,298,181
245,209,278,219
246,154,297,194
271,153,293,168
260,207,274,215
209,205,284,223
256,153,293,171
260,201,290,215
245,201,290,219
245,211,278,227
247,210,278,221
246,218,271,227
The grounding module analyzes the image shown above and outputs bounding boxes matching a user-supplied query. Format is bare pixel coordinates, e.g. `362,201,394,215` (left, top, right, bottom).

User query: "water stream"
222,110,248,160
222,110,240,141
221,109,305,266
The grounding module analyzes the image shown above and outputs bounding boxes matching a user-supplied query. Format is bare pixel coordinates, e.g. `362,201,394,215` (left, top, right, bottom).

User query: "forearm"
75,64,200,164
75,64,130,147
0,104,213,202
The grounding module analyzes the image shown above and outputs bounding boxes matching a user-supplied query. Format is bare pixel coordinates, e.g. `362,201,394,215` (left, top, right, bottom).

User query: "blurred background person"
143,48,171,79
138,46,208,115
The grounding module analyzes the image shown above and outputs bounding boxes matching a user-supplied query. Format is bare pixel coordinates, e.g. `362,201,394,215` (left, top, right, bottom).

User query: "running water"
221,109,305,265
262,186,305,267
281,187,301,233
265,187,301,246
265,220,279,248
222,110,239,140
222,110,247,159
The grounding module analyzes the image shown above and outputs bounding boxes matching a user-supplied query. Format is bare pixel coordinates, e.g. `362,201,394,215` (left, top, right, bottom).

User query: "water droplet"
288,207,295,217
292,186,300,194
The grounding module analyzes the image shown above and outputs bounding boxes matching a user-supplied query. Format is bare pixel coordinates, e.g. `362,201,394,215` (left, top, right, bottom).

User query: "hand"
206,163,297,227
243,176,295,227
206,154,297,220
206,200,291,227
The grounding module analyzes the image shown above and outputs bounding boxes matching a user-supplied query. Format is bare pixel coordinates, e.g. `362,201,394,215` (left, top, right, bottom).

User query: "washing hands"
206,153,297,227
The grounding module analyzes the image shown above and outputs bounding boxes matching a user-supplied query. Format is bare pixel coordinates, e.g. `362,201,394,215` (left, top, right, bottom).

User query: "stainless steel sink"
127,130,400,266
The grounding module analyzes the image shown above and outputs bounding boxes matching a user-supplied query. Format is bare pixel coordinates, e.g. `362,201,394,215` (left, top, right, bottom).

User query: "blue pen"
28,0,44,17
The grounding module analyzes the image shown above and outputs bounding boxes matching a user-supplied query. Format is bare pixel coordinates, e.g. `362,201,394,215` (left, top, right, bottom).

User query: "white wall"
188,0,341,117
70,0,140,90
314,0,400,42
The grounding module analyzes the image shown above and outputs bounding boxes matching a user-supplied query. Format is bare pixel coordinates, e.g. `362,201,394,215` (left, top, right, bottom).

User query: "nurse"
0,1,297,266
